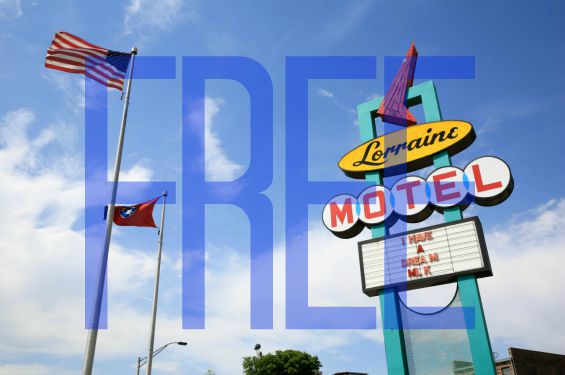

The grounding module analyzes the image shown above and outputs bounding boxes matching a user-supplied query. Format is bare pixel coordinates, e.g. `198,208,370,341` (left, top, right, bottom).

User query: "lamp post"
254,343,263,358
136,341,187,375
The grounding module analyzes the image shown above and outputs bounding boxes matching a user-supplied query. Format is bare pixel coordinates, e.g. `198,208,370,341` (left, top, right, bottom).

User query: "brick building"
454,347,565,375
496,347,565,375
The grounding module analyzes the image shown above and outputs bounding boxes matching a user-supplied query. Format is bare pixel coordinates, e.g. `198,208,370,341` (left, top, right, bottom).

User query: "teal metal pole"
357,99,409,374
457,275,496,372
412,81,496,374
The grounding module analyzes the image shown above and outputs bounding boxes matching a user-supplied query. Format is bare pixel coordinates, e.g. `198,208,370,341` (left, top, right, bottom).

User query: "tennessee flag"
110,196,160,227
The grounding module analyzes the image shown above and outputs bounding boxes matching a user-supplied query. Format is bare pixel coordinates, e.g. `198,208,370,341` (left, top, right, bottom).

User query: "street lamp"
136,341,188,375
254,343,262,358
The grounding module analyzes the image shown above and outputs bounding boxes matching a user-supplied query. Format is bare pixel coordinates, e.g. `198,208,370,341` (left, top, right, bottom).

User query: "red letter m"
330,198,354,227
408,268,420,277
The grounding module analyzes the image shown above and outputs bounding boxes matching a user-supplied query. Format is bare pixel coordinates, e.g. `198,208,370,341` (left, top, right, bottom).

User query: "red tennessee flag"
112,196,160,227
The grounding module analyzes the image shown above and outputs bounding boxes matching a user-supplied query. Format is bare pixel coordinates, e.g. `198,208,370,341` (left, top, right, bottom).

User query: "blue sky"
1,0,564,374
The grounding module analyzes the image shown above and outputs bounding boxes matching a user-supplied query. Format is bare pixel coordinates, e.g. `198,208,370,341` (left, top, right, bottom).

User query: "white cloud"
42,72,85,115
202,97,244,181
0,364,75,375
318,88,334,98
118,162,154,181
480,199,565,353
0,108,157,361
475,97,547,138
476,117,501,135
0,0,22,18
0,109,86,357
315,88,357,118
308,222,376,308
101,238,382,374
123,0,198,38
364,93,382,101
0,107,377,374
317,0,372,45
401,200,565,355
2,106,564,372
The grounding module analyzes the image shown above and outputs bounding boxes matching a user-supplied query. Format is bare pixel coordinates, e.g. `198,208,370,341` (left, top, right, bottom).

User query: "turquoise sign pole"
356,80,496,374
357,98,409,373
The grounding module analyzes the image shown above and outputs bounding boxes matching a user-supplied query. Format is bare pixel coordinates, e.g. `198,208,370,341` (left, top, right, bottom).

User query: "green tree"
242,349,322,375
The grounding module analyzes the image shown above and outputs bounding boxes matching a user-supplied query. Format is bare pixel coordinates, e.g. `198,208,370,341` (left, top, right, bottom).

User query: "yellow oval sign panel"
339,120,475,178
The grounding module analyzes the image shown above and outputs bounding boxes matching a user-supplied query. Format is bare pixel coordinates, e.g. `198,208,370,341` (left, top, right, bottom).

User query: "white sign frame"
357,217,492,296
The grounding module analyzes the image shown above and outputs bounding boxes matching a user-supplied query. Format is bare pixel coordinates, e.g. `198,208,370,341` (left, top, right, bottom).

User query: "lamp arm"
137,341,185,369
153,341,178,358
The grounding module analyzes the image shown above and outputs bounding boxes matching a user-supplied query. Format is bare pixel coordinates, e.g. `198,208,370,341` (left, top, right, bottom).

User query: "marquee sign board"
357,217,491,296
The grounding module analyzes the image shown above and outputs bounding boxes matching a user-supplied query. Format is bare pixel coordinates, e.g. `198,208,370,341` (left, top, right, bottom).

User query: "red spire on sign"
376,42,418,126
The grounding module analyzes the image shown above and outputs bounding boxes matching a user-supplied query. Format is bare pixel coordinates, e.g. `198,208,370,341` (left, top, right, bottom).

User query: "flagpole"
82,47,138,375
146,191,168,375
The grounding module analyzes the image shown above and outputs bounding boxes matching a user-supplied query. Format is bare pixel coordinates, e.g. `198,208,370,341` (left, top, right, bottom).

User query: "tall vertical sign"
322,44,513,374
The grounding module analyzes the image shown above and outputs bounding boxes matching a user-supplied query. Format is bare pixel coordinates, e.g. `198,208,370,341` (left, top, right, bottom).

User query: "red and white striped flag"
45,31,131,91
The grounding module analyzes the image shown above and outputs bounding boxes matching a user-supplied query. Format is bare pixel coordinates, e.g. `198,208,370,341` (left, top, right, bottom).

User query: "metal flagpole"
146,191,168,375
82,47,138,375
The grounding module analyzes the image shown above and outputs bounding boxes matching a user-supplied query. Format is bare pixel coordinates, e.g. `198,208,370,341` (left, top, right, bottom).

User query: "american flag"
45,32,132,91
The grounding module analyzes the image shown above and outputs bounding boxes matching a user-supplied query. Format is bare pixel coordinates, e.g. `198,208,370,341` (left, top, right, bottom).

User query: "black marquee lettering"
353,140,386,166
392,142,407,155
407,137,423,151
429,130,445,144
351,126,465,169
422,128,433,146
383,145,396,159
447,126,459,139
